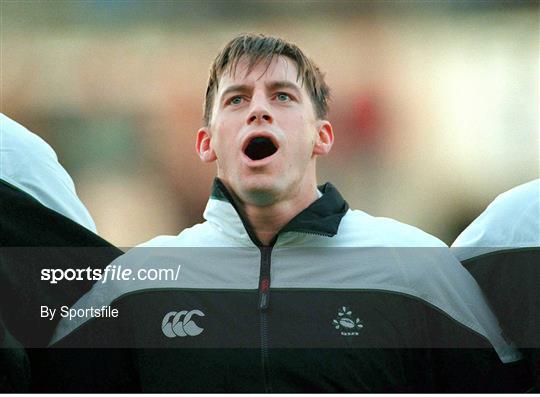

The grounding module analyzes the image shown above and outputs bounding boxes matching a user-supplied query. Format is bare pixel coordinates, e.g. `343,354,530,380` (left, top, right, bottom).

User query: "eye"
275,92,292,102
228,96,245,105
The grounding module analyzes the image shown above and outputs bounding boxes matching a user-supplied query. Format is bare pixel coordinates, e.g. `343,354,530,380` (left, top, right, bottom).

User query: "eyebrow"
219,80,303,102
267,81,302,97
220,84,251,101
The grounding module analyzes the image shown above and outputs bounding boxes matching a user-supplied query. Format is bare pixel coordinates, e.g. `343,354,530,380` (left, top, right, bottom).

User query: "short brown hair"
203,33,330,126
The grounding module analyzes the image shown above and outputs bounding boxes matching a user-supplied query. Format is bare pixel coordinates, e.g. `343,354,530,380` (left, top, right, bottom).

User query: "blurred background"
1,0,538,247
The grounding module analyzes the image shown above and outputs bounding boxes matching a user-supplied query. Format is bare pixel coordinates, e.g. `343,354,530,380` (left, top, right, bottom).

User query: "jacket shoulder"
339,209,447,247
136,221,229,247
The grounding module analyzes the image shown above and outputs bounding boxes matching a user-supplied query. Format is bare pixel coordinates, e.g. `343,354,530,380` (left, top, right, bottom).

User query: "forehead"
217,55,302,92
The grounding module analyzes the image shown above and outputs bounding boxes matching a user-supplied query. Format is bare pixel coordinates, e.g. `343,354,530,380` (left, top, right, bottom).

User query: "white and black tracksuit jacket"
49,178,533,392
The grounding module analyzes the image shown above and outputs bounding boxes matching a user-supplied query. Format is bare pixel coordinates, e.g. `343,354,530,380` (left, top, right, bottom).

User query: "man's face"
197,56,333,206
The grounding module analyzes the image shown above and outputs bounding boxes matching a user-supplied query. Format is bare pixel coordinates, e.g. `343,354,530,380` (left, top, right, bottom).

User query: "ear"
312,120,334,156
196,127,217,163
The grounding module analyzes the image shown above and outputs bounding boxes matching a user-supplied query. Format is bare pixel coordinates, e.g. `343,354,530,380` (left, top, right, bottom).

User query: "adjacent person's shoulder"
1,113,54,151
476,179,539,229
452,179,540,254
0,113,60,174
339,208,447,247
494,178,539,206
0,113,97,232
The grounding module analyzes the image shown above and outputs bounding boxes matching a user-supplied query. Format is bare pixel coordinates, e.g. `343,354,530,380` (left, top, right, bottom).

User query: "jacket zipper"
258,246,272,309
258,233,330,392
258,245,273,392
211,179,344,391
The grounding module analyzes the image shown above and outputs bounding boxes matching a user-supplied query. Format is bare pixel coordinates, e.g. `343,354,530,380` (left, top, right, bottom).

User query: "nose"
247,97,273,125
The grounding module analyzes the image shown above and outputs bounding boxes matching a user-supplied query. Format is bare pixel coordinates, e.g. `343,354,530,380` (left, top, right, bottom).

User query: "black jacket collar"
210,178,349,246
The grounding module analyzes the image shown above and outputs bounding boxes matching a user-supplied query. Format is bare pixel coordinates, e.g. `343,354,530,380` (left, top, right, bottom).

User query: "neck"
240,188,319,246
218,176,320,246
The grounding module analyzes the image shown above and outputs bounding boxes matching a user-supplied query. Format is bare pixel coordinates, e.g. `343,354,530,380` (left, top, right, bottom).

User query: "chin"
236,175,285,206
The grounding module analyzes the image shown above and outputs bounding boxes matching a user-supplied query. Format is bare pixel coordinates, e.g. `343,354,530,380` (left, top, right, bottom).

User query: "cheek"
210,123,231,153
213,116,242,143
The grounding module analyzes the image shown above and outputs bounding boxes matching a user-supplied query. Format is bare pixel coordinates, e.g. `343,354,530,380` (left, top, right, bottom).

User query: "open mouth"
243,136,278,161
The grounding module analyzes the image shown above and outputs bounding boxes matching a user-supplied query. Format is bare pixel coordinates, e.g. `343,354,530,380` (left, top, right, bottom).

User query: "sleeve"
461,248,540,391
393,247,534,391
425,310,534,392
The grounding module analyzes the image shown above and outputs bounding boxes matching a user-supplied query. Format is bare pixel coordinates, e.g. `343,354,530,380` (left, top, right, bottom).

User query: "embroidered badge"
332,306,364,336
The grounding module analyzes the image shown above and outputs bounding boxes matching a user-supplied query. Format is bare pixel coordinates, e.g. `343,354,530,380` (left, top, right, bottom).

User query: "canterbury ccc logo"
162,310,205,338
